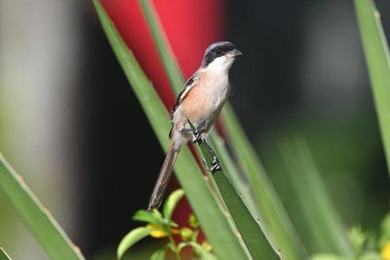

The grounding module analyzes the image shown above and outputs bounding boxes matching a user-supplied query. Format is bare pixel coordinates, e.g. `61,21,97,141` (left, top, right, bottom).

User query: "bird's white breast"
205,72,229,109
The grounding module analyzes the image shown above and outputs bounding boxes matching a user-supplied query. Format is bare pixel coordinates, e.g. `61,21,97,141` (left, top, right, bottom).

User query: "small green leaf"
151,209,164,221
189,242,217,260
0,248,11,260
150,248,167,260
132,210,163,225
117,227,150,259
163,189,185,221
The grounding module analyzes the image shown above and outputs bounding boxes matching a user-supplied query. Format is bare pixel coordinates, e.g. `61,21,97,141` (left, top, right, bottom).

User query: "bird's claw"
209,154,221,173
210,163,221,173
192,131,205,144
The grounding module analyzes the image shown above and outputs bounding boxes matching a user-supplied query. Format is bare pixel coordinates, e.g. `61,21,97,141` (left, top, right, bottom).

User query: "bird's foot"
209,154,221,173
192,131,207,144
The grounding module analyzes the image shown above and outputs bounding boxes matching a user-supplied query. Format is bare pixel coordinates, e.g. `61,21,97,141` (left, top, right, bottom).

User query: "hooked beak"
232,48,242,57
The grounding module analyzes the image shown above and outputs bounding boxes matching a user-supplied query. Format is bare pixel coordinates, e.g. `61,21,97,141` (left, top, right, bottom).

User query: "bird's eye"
216,50,223,55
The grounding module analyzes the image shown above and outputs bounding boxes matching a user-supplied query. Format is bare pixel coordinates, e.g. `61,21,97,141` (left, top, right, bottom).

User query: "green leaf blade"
0,154,84,260
162,189,185,221
139,0,184,92
150,248,167,260
354,0,390,175
132,210,163,225
221,105,308,260
196,140,279,259
0,248,12,260
279,137,353,255
117,227,150,259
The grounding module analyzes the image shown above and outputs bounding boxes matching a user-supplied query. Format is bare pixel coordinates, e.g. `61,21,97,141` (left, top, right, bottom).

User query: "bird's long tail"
147,141,179,211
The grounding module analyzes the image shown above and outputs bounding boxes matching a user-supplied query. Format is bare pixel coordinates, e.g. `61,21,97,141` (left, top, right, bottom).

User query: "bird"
147,41,242,211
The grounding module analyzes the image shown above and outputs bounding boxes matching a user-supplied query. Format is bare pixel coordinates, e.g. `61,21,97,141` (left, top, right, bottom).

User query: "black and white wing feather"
172,73,198,112
168,73,198,138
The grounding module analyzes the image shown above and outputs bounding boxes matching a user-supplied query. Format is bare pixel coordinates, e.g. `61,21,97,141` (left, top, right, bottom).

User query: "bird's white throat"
206,55,234,75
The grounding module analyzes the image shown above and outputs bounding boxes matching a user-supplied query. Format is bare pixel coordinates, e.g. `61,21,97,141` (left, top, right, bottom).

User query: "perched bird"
148,41,242,210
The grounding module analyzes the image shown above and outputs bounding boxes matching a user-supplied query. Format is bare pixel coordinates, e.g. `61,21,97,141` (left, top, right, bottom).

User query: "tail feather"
147,141,179,210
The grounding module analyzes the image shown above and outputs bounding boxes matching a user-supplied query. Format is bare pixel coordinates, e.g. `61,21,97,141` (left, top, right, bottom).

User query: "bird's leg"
186,118,221,173
192,130,202,143
186,118,202,143
197,138,221,173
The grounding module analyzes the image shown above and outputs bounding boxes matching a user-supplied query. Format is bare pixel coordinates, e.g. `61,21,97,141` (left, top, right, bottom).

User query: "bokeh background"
1,0,389,259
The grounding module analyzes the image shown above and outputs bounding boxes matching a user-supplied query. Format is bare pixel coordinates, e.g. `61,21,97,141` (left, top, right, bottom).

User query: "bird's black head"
202,41,242,68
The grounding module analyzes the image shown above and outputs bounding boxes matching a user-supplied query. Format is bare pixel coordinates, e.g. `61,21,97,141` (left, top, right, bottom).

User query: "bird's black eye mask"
202,42,237,67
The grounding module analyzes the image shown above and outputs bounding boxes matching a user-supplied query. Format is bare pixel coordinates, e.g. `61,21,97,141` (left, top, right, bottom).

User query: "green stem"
163,222,181,260
167,234,181,260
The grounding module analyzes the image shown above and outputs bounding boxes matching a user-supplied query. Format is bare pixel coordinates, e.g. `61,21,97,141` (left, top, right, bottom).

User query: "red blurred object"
101,0,224,228
101,0,225,108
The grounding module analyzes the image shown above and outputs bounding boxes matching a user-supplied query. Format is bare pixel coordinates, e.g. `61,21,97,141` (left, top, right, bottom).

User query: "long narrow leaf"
195,139,279,259
139,0,184,91
0,154,84,260
355,0,390,175
0,248,11,260
221,104,307,260
210,136,258,216
93,2,249,259
279,137,353,255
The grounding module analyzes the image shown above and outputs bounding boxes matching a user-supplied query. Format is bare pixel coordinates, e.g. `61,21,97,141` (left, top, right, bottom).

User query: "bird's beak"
232,49,242,57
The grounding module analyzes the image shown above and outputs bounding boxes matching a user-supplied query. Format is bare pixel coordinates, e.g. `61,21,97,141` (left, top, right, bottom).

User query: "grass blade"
221,105,307,260
0,248,11,260
354,0,390,175
195,139,279,259
209,136,258,216
93,2,249,259
139,0,184,92
279,137,353,255
0,154,84,260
